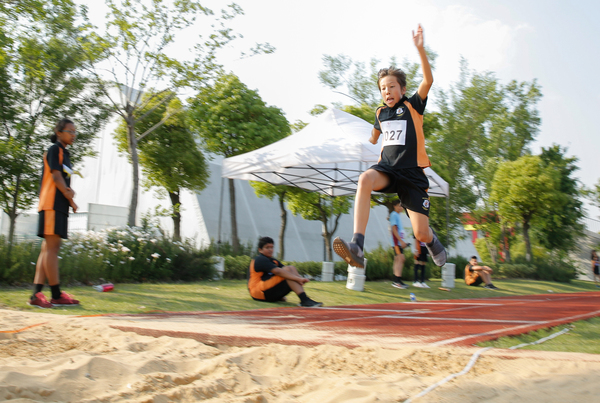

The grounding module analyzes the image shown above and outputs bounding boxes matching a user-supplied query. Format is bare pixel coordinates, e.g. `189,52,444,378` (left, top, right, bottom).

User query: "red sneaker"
51,292,80,307
28,292,53,309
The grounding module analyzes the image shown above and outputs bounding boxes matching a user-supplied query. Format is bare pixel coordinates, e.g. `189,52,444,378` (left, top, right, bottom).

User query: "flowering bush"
0,225,215,285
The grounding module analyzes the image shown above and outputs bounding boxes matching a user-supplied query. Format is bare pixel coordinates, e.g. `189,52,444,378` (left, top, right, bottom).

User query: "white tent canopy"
222,108,449,198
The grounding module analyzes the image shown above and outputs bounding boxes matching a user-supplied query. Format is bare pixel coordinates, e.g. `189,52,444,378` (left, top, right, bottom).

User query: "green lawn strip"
1,278,598,316
477,317,600,354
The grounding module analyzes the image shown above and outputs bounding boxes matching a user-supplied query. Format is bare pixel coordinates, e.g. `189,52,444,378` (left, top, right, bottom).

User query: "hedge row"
1,232,576,286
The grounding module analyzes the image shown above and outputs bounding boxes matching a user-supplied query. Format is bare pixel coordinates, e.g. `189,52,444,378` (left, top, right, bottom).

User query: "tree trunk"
169,191,181,242
8,174,21,247
523,219,532,262
322,220,333,262
127,115,139,227
485,238,497,264
228,178,240,254
501,224,511,263
278,195,287,260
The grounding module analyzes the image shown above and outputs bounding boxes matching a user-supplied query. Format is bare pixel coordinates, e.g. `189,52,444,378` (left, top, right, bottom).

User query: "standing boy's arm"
413,24,433,100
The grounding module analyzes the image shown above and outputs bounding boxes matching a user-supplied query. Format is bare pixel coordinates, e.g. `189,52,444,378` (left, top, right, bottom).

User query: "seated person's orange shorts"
464,264,483,286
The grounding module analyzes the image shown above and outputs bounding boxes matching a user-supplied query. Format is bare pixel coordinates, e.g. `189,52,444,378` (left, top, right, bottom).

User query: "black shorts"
392,245,404,255
37,210,68,239
415,248,429,262
369,165,430,217
468,275,484,286
594,265,599,276
262,280,292,302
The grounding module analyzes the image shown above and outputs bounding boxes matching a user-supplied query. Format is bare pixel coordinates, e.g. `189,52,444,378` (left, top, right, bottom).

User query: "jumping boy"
333,24,446,269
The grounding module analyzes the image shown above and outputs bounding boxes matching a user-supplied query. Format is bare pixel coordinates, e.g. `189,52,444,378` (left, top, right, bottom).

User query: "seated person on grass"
248,237,323,307
465,256,499,290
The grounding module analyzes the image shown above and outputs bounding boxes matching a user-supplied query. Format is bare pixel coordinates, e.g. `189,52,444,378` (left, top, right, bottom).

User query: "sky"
80,0,600,219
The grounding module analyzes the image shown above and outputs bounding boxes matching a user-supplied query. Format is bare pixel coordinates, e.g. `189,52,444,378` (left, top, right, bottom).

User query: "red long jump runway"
102,292,600,348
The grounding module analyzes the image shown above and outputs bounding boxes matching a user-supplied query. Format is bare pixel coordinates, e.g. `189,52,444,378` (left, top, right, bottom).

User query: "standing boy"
248,237,323,307
413,240,429,288
29,118,80,308
389,200,410,289
333,24,446,269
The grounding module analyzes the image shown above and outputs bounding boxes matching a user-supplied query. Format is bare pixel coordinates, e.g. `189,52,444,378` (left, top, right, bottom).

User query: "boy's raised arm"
413,24,433,100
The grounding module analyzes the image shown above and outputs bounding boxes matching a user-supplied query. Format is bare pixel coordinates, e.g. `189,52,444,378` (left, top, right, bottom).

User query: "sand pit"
1,308,600,402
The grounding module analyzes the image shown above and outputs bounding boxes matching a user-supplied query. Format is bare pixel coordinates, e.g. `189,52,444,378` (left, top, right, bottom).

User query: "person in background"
248,237,323,307
29,118,80,308
591,250,599,287
413,239,429,288
389,199,410,289
465,256,499,290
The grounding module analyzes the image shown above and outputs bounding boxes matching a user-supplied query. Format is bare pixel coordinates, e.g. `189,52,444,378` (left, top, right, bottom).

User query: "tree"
286,189,352,262
535,144,584,251
250,182,291,260
115,93,209,241
491,155,564,262
190,73,290,253
83,0,271,226
0,1,109,248
591,179,600,218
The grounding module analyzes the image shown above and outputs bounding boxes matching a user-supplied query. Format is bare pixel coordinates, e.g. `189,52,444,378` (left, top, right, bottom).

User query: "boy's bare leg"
406,209,447,266
334,169,390,268
407,211,433,243
479,270,492,285
33,240,48,285
353,169,390,234
42,235,61,286
393,254,405,277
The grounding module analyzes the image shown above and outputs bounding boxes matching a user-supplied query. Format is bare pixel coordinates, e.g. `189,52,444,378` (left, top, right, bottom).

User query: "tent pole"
217,177,224,254
446,194,450,247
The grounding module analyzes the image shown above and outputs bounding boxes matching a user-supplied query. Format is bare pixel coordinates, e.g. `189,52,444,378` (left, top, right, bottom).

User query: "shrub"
0,236,42,284
447,255,470,279
207,239,255,257
497,264,536,279
0,225,215,286
223,255,251,279
364,243,394,280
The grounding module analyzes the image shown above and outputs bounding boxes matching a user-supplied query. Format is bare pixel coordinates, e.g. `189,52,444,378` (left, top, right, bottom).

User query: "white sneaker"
420,282,430,289
412,282,422,288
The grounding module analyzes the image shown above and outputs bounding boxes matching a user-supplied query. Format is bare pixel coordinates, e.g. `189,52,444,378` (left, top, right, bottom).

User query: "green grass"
478,317,600,354
2,278,599,354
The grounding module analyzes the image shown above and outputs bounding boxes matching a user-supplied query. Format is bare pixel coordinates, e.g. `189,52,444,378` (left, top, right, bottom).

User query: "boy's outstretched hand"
412,24,424,49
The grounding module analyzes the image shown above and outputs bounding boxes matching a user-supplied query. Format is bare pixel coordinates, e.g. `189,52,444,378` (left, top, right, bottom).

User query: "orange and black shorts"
251,277,292,302
466,272,483,286
37,210,68,239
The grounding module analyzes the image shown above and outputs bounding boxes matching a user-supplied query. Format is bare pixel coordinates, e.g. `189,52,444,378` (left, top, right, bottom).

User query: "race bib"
381,120,406,147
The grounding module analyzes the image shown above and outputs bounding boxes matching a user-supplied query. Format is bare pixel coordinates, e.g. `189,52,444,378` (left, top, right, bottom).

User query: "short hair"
377,67,407,90
593,250,597,259
258,236,274,250
392,199,401,206
470,256,478,260
51,118,74,143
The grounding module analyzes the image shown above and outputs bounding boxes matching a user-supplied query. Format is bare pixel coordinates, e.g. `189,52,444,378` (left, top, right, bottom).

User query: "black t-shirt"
252,253,284,282
38,142,72,214
373,92,431,169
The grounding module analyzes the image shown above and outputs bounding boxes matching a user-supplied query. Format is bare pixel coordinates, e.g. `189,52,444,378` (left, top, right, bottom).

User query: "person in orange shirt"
248,237,322,307
465,256,499,290
29,118,80,308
